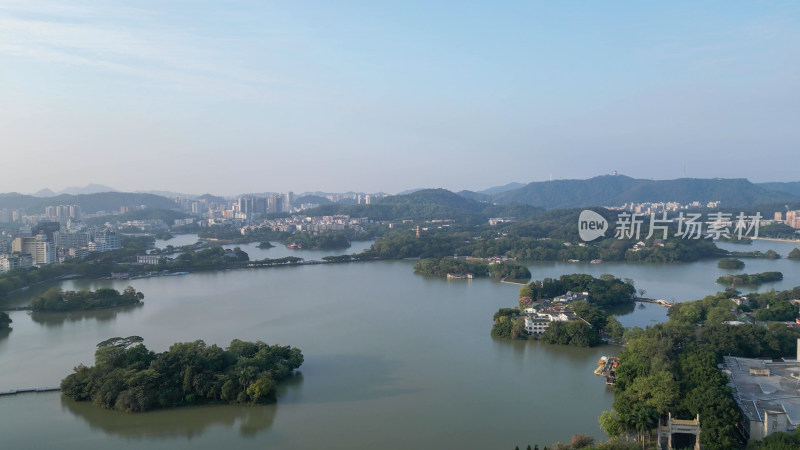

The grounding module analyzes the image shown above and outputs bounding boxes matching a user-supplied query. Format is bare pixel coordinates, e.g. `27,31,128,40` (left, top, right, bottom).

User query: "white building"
523,311,580,335
0,253,33,272
137,255,163,265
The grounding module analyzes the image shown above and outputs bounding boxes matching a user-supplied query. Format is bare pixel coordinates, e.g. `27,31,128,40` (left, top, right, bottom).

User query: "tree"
0,312,11,330
599,410,626,437
631,404,658,448
571,434,595,448
520,285,534,298
789,248,800,260
705,306,735,325
626,371,679,415
510,317,528,340
606,317,625,342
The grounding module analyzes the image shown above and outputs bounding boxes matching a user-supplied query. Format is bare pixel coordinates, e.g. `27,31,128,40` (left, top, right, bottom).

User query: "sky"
1,1,799,196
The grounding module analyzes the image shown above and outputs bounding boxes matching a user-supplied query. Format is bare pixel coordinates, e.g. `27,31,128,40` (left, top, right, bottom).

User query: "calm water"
0,237,797,449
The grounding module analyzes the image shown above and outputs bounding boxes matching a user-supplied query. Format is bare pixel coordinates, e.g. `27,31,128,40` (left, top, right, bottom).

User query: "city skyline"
2,1,799,194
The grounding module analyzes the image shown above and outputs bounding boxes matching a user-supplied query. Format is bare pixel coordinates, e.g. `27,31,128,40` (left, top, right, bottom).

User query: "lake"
0,236,798,448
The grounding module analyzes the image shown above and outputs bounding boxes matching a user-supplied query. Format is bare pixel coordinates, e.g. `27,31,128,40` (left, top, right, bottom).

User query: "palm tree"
632,405,659,448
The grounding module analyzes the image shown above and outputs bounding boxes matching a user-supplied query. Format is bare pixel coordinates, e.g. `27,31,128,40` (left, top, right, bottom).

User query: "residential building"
91,230,121,251
0,253,33,272
55,231,91,250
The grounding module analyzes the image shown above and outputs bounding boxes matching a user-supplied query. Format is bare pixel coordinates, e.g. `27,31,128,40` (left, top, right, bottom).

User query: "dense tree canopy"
61,337,303,412
717,258,745,270
0,312,11,330
30,286,143,312
603,295,800,449
413,257,531,281
716,271,783,287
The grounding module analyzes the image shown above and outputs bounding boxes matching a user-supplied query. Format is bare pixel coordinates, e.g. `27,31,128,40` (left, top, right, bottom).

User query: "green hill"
302,188,541,223
491,176,797,208
758,181,800,197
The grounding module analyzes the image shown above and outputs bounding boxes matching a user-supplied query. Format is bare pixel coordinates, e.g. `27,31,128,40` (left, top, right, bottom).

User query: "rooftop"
723,356,800,425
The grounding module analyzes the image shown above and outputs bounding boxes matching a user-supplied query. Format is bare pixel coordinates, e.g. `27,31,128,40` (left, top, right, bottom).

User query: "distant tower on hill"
416,225,420,239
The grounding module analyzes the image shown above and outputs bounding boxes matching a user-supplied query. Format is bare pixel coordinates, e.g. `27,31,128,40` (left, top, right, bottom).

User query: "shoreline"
752,237,800,244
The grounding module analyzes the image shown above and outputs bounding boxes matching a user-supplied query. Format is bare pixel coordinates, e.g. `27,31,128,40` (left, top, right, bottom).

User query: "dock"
593,356,619,383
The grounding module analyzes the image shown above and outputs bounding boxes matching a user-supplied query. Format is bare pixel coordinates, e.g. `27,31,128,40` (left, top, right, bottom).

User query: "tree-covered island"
716,271,783,287
31,286,144,312
413,257,531,282
61,337,303,412
491,274,634,346
283,231,351,250
717,258,745,270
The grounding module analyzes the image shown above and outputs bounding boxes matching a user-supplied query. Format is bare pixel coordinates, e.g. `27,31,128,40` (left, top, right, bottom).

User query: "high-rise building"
45,205,81,222
237,196,267,216
786,211,800,229
268,195,283,214
285,192,293,212
12,236,55,265
775,212,783,222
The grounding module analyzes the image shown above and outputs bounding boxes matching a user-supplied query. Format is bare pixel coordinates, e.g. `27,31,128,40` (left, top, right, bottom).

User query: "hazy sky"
1,1,799,195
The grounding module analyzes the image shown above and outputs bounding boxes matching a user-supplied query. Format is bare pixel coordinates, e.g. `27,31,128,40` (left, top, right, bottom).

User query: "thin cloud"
0,1,302,101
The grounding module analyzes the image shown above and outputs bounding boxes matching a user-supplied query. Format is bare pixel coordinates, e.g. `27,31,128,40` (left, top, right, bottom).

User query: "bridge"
635,298,674,307
0,387,60,396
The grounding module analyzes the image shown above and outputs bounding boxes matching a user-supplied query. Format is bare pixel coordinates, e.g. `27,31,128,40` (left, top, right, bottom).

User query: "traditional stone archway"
658,413,700,450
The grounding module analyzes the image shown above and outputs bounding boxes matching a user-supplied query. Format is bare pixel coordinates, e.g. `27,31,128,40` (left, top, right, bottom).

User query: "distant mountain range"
466,175,799,209
11,176,800,217
0,192,178,214
478,182,526,195
33,184,117,197
32,184,204,199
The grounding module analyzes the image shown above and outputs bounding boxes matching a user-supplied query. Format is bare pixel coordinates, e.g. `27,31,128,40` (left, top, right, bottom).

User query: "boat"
567,259,580,263
590,259,602,264
287,242,303,250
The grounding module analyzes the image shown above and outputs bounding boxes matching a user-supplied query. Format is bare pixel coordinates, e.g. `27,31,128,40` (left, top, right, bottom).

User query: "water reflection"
0,328,10,341
60,372,304,440
31,304,143,328
296,354,421,404
603,302,636,316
